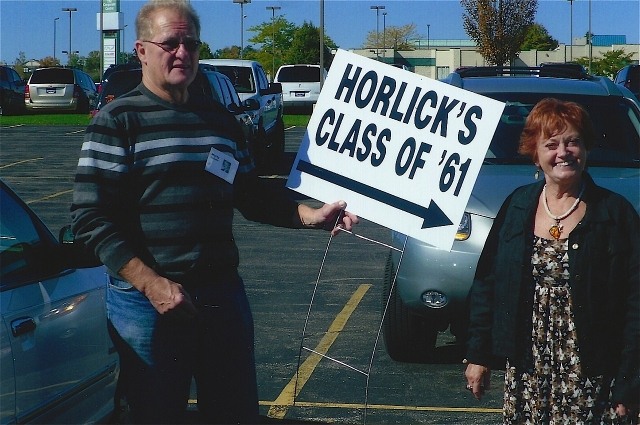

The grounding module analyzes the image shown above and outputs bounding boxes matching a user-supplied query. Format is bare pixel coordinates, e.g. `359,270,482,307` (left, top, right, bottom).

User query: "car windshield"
214,66,255,94
482,93,640,168
277,66,320,83
30,68,74,84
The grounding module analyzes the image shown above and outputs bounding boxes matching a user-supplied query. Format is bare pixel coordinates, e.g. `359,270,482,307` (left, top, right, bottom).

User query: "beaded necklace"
542,183,585,240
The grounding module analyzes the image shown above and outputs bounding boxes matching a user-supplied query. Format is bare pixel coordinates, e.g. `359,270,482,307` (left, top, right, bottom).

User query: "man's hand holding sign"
287,50,505,251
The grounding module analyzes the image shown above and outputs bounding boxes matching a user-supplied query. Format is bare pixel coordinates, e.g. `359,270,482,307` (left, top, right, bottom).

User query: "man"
71,1,357,423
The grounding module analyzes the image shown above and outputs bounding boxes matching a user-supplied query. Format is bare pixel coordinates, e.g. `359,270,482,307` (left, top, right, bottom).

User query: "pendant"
549,222,563,240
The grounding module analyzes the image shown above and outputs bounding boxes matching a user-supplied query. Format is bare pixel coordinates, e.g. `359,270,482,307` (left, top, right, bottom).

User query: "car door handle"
11,317,36,337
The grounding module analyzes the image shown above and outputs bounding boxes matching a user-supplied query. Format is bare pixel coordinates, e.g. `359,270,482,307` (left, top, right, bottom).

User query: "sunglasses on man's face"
143,38,202,53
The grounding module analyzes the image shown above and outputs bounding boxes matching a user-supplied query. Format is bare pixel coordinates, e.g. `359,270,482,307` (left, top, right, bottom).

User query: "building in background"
351,35,639,79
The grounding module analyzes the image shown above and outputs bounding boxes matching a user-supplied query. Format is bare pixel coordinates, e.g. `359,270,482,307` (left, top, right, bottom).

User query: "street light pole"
370,5,385,60
427,23,430,50
62,7,77,64
54,17,60,60
567,0,573,61
382,12,387,59
588,0,592,73
233,0,251,60
266,6,281,79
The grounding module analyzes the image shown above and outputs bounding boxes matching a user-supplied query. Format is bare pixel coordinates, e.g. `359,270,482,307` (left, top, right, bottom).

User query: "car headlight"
455,212,471,241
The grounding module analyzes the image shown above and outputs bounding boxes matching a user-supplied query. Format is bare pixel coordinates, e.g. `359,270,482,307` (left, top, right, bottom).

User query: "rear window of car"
277,66,320,83
481,93,640,167
214,66,255,94
30,68,74,84
102,71,141,99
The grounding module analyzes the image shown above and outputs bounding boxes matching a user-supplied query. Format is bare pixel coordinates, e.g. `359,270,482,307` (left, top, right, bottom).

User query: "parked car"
24,67,97,113
199,59,285,165
192,66,262,168
0,65,26,115
92,68,142,117
614,64,640,98
383,65,640,362
0,179,118,423
274,64,327,113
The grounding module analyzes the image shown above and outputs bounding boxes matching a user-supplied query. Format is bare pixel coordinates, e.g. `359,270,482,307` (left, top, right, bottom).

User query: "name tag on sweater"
205,147,238,184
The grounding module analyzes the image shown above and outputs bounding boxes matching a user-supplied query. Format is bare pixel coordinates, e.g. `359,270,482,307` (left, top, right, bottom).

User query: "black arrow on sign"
296,160,453,229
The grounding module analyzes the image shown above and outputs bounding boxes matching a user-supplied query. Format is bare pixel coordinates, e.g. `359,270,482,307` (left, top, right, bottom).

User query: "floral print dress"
503,236,623,425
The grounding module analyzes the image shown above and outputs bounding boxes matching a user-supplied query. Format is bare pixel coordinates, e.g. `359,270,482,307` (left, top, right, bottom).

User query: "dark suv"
614,64,640,98
1,66,26,116
383,65,640,362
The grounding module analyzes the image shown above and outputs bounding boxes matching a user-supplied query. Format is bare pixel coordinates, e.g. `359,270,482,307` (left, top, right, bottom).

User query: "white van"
274,64,327,112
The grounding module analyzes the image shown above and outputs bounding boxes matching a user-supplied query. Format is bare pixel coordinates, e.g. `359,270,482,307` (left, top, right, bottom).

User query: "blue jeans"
106,274,259,424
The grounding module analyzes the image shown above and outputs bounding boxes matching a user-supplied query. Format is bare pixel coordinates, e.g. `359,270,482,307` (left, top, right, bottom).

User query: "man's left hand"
298,200,359,235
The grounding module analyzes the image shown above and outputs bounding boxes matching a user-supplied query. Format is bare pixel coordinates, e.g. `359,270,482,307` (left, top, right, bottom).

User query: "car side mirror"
59,225,75,244
264,82,282,95
59,225,103,268
242,98,260,111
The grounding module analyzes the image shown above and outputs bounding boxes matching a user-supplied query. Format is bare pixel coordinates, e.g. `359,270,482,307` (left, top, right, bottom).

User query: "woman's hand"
465,363,491,401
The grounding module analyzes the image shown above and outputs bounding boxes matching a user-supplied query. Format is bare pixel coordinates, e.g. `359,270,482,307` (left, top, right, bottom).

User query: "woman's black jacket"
466,172,639,405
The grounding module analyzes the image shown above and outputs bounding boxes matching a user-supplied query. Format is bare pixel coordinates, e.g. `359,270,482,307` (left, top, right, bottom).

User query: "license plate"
46,88,57,94
294,92,305,97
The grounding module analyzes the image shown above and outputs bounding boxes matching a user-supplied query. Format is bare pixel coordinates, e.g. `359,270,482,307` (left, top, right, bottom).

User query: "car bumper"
391,213,494,324
25,99,78,110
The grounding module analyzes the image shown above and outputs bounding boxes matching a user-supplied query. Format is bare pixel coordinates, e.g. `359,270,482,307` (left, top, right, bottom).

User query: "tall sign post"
97,0,124,74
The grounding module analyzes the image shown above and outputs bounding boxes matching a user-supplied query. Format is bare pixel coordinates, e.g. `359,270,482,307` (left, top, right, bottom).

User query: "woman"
464,98,639,424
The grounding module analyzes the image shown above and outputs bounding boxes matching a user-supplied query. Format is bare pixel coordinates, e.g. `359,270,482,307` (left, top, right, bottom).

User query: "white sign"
286,49,505,251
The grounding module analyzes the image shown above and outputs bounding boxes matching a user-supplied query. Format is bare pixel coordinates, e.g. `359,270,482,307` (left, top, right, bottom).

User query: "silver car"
275,64,327,113
0,179,118,423
25,67,97,113
383,65,640,362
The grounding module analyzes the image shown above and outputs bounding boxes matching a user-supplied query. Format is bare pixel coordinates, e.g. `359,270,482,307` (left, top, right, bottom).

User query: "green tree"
248,16,298,76
119,50,140,65
14,51,27,68
68,53,84,68
461,0,537,65
199,42,214,60
574,49,634,78
84,50,101,76
285,22,336,70
363,23,418,50
38,56,61,67
521,22,558,51
213,46,241,59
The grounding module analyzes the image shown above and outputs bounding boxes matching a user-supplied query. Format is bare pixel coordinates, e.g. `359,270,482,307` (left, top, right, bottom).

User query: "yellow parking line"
186,398,501,415
66,129,85,135
260,400,501,414
267,284,371,419
26,189,73,204
0,157,44,169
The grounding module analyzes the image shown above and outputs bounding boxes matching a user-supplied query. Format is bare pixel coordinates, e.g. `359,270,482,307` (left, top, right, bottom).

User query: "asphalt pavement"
0,124,503,424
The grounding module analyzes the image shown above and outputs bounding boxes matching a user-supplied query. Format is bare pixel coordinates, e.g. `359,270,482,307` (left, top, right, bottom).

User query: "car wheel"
382,252,438,362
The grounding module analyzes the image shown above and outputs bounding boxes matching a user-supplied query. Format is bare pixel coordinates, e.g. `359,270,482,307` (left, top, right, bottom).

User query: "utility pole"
233,0,251,60
62,7,77,64
266,6,281,79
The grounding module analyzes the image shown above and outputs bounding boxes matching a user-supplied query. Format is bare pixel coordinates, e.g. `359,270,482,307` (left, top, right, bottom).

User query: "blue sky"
1,0,638,65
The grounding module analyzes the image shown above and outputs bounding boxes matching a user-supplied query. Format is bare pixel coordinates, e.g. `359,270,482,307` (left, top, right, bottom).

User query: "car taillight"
73,84,81,99
24,85,30,100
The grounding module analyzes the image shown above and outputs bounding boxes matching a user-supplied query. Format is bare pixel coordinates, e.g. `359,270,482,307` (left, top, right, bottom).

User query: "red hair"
518,98,595,163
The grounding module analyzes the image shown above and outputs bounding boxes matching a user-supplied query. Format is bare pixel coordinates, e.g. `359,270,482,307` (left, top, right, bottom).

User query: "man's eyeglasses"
143,39,202,53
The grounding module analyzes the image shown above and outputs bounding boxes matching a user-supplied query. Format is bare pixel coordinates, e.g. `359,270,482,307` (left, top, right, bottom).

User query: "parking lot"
0,124,504,424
